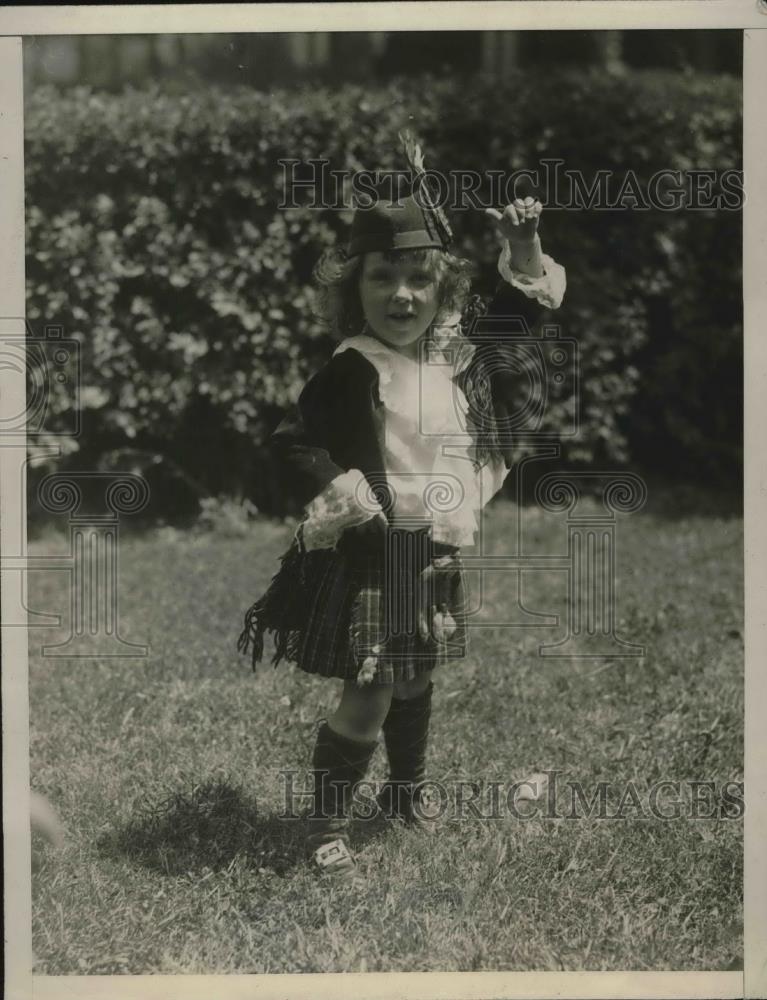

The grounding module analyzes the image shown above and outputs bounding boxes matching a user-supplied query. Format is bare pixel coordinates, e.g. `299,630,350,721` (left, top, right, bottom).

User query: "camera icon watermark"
420,314,579,448
467,320,578,446
0,318,81,436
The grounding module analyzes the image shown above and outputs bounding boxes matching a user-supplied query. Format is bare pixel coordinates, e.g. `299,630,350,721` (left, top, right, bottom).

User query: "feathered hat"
346,130,453,258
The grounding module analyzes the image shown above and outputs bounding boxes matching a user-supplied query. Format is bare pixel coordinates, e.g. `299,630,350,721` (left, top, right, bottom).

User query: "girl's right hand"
485,198,543,244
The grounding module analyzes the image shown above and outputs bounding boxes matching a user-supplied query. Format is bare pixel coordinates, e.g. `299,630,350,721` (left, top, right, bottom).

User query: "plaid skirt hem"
238,531,469,685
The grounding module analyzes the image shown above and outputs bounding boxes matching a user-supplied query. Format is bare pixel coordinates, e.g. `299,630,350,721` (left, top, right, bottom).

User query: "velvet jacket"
269,278,560,515
238,264,564,668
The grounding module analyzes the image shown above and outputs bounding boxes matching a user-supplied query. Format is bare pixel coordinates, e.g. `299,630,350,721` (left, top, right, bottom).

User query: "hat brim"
347,229,444,258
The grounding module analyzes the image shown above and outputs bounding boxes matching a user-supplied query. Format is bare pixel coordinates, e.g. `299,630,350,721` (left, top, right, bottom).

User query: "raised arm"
457,200,567,468
483,199,566,328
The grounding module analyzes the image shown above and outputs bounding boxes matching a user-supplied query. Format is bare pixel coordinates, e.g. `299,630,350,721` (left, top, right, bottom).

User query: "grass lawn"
28,489,743,973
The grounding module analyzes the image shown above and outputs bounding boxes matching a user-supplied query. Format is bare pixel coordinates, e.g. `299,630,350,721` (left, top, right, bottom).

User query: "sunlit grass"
29,491,743,972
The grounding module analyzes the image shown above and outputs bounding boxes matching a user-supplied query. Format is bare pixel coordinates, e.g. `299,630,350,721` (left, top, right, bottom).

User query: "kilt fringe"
236,601,265,670
237,538,308,672
237,599,305,672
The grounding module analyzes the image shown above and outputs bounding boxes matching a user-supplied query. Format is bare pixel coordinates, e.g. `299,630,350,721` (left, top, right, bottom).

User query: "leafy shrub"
25,68,741,518
195,495,261,537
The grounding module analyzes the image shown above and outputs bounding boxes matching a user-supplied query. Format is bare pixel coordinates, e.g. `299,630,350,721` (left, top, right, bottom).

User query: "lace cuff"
498,241,566,310
298,469,383,551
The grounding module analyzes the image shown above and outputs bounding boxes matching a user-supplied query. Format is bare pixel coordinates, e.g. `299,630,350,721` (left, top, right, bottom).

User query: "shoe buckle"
418,787,439,815
313,838,353,870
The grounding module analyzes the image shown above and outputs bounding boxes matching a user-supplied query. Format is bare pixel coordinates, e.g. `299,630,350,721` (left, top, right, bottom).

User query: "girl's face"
358,252,441,358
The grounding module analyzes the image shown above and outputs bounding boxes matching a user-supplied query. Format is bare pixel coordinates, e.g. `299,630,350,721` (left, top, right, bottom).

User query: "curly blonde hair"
313,245,474,340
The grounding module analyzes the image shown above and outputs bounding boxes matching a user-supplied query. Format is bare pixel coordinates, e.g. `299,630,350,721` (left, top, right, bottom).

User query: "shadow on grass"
98,778,306,877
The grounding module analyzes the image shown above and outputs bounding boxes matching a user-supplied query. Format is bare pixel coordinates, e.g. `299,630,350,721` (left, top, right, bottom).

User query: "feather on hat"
346,130,453,257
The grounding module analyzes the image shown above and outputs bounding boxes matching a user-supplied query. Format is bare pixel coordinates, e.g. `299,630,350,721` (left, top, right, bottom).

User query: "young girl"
238,161,566,882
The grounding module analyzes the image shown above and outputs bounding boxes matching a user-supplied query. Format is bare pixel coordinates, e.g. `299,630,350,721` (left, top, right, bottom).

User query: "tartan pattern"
242,527,469,685
300,531,468,684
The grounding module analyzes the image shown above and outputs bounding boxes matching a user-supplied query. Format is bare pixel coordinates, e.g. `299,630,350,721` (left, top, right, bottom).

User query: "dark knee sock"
379,682,433,814
307,721,378,848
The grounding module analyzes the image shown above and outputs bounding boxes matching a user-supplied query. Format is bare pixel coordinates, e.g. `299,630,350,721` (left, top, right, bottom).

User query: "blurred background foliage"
24,54,741,521
23,30,741,92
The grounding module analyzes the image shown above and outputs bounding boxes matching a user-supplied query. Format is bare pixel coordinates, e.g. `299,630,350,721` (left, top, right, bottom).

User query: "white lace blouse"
298,245,566,551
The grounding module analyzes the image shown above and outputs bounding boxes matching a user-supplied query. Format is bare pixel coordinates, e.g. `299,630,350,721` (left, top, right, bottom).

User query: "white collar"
332,315,476,378
333,325,471,433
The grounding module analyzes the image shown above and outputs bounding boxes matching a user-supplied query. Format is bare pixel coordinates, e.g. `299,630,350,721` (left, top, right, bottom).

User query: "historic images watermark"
277,770,745,823
1,319,150,656
279,159,745,212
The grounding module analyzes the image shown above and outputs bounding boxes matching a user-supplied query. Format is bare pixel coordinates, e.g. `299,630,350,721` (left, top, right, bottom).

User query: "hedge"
25,69,742,518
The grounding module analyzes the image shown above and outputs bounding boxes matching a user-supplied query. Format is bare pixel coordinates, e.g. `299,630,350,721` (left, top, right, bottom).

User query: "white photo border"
1,4,763,1000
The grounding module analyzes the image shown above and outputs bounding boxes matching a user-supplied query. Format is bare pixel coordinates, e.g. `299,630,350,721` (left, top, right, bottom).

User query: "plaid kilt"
238,526,468,685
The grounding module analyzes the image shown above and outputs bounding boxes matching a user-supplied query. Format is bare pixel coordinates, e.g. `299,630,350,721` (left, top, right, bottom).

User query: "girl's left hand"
485,198,543,244
417,558,460,645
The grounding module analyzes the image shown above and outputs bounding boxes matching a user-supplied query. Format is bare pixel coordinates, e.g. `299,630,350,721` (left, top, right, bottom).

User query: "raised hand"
485,197,543,245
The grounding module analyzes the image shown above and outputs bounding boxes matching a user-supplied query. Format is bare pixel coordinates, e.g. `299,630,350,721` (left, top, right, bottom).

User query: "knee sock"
306,721,378,850
379,681,433,815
